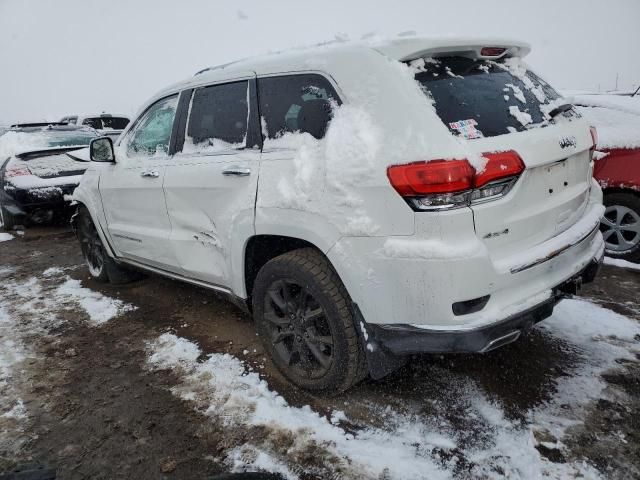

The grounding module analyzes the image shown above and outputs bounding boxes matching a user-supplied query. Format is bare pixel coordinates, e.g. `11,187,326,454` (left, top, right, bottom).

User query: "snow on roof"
151,36,530,103
573,94,640,149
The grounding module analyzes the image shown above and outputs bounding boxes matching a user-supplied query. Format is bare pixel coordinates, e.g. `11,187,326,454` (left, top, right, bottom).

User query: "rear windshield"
413,56,576,139
81,117,129,130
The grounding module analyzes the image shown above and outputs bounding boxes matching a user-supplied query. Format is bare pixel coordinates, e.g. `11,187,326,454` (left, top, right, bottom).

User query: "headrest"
296,99,333,139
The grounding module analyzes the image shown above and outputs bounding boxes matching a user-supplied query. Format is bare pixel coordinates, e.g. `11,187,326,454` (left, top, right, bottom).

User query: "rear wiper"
548,103,574,119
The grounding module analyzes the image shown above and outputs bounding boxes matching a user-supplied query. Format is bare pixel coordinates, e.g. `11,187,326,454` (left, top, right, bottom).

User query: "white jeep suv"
73,37,605,392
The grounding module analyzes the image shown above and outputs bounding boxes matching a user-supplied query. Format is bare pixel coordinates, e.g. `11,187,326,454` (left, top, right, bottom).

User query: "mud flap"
352,303,407,380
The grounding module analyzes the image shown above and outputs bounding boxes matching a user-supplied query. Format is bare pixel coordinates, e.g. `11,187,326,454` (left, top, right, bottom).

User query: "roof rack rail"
193,58,247,76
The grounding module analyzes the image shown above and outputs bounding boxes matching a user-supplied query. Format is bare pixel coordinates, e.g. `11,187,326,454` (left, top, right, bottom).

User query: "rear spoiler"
10,122,69,128
375,37,531,63
15,145,87,161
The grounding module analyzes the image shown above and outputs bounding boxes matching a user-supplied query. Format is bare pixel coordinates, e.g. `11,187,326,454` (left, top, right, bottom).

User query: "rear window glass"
184,80,248,152
258,74,341,140
413,56,575,139
81,117,129,130
101,117,129,130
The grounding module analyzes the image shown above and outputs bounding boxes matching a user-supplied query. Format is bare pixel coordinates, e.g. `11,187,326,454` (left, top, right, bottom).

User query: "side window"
184,80,248,153
258,74,341,140
126,95,178,157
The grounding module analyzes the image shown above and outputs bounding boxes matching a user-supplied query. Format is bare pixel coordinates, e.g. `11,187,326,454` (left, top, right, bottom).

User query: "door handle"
222,166,251,177
141,170,160,178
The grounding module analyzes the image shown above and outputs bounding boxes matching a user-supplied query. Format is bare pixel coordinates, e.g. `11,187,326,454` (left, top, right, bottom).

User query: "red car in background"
575,94,640,263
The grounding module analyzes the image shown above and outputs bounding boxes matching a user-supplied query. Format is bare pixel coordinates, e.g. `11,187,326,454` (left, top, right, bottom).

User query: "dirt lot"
1,227,639,479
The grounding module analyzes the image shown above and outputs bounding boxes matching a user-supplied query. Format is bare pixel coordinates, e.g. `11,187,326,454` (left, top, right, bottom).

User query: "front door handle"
222,166,251,177
141,170,160,178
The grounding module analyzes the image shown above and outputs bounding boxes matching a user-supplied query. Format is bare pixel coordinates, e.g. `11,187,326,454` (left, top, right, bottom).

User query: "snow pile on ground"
0,302,31,461
146,296,639,479
574,95,640,149
0,233,13,242
55,276,136,326
147,333,452,480
604,256,640,271
0,266,137,464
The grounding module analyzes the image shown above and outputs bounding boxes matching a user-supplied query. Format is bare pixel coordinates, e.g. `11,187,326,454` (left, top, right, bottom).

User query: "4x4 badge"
559,136,577,149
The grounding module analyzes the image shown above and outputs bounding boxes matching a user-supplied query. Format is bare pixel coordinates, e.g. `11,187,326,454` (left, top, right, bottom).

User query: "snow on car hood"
573,94,640,150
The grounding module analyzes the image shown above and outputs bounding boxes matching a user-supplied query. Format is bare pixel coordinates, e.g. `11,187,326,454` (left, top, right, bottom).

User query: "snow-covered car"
60,113,129,140
72,37,604,392
574,94,640,263
0,124,98,229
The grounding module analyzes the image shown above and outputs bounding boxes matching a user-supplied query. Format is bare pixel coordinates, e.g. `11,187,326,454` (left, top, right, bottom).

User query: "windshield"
413,56,577,139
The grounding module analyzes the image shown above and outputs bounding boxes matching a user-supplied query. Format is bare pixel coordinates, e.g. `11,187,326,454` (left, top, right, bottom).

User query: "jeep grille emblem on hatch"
559,136,577,149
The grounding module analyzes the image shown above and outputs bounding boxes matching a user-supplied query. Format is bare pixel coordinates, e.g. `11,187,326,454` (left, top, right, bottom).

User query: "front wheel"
76,206,144,283
77,207,109,282
252,248,367,392
601,192,640,263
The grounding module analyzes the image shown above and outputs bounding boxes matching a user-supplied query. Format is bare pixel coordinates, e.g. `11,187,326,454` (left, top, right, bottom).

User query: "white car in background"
60,113,130,140
72,37,605,392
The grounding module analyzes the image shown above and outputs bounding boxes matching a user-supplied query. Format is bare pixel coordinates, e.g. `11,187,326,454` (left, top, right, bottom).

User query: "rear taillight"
4,165,31,178
387,151,525,211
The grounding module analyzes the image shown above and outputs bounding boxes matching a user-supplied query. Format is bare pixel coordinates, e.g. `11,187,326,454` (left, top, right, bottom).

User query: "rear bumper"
1,184,77,216
365,253,602,355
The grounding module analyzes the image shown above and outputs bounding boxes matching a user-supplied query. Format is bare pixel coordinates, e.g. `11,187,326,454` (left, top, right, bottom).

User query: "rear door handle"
141,170,160,178
222,166,251,177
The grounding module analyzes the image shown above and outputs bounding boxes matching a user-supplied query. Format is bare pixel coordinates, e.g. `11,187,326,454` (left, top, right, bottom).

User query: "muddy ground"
0,226,639,479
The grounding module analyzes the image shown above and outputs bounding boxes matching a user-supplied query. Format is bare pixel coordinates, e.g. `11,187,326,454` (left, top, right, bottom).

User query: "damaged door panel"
163,76,261,288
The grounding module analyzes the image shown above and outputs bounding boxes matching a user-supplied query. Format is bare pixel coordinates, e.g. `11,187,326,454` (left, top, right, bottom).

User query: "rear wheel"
252,248,367,392
601,192,640,263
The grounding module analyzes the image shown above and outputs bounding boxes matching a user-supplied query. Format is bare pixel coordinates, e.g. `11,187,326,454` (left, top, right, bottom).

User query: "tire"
0,204,16,231
252,248,367,392
601,192,640,263
76,206,143,283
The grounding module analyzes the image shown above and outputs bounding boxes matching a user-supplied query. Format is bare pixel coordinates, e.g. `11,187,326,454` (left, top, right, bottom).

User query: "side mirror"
90,137,115,162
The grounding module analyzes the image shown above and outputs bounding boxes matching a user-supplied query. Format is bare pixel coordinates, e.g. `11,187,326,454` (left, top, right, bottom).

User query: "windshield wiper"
548,103,574,119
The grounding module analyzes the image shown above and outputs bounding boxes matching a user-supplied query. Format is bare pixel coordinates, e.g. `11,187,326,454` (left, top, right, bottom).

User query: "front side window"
258,74,341,140
184,80,248,153
126,95,178,157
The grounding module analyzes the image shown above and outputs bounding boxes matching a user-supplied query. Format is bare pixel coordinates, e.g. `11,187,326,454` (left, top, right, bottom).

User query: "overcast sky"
0,0,638,124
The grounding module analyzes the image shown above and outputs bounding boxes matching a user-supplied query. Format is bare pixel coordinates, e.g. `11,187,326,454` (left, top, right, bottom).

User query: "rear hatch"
14,148,88,181
414,55,594,260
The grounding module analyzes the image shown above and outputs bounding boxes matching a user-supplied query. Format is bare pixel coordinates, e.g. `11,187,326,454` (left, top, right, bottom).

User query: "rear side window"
258,74,341,140
413,56,574,139
184,80,248,152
